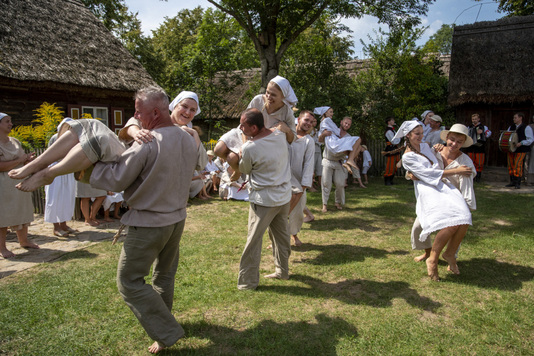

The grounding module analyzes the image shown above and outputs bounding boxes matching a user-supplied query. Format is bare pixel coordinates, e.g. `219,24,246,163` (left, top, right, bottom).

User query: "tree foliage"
475,0,534,16
353,27,450,139
207,0,436,90
423,24,453,54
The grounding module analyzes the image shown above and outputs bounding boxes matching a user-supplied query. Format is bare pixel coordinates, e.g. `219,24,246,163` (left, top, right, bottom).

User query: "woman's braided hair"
405,135,433,164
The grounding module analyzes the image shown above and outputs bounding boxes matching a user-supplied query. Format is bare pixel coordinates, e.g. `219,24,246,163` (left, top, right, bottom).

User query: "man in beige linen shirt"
237,108,292,290
90,86,196,354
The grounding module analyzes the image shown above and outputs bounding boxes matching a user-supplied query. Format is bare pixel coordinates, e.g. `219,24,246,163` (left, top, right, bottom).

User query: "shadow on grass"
306,215,380,232
165,313,357,355
451,258,534,290
293,243,408,265
260,274,441,312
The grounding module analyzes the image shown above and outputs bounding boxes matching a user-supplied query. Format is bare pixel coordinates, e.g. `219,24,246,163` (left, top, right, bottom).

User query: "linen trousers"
238,202,291,290
288,192,307,236
117,220,186,347
321,159,346,206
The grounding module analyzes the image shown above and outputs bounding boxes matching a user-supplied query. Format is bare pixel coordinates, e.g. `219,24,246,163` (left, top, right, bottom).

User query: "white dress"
319,117,359,154
402,143,471,242
434,150,477,210
44,134,76,223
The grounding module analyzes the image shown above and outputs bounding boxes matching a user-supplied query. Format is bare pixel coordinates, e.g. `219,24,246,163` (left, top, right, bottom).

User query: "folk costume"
506,122,534,189
384,124,401,185
465,122,491,182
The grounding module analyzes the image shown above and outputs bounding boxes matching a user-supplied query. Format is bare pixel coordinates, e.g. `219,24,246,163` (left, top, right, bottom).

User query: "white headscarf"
169,91,201,116
421,110,433,121
0,113,9,122
392,121,423,142
269,76,298,108
313,106,331,117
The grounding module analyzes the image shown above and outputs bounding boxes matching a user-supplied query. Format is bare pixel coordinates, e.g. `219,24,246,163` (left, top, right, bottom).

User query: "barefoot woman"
0,113,39,258
395,120,473,281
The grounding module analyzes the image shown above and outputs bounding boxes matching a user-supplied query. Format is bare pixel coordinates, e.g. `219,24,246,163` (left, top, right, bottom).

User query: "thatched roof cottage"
448,15,534,167
0,0,157,133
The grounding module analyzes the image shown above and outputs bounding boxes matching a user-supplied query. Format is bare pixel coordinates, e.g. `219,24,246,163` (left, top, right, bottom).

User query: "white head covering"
421,110,433,120
0,113,9,122
269,76,298,108
169,91,201,116
392,120,423,142
440,123,473,147
313,106,331,117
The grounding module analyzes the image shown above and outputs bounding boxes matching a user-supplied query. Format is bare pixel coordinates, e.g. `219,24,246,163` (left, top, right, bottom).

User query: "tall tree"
475,0,534,16
353,27,450,138
423,24,453,54
207,0,435,91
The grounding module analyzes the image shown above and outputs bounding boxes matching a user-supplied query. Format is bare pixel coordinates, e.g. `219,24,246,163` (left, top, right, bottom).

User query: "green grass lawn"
1,178,533,355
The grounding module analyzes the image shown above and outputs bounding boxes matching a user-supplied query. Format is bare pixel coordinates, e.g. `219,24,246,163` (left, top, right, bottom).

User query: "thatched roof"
448,15,534,106
0,0,156,92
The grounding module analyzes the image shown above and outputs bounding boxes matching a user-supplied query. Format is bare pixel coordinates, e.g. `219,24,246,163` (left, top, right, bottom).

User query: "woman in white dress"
395,120,473,281
44,118,77,236
314,106,361,173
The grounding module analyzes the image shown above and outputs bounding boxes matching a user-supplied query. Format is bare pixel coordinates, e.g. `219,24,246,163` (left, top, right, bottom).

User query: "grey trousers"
321,160,346,206
238,202,291,290
117,220,186,347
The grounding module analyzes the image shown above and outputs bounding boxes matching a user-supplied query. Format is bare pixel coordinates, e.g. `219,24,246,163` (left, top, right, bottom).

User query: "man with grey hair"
90,86,197,354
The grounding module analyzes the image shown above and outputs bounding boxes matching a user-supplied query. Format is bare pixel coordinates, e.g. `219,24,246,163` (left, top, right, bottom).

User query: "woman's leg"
9,129,79,179
16,143,92,192
90,196,106,222
426,225,459,281
0,227,14,258
442,225,469,275
227,152,242,181
16,225,39,249
346,138,361,168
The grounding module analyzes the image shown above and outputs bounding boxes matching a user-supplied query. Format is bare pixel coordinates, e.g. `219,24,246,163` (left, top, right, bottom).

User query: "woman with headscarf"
119,90,207,171
395,120,473,281
0,113,39,258
44,118,77,236
214,75,298,181
314,106,361,173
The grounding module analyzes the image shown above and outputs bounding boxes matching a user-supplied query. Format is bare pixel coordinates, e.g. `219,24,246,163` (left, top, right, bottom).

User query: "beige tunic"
0,137,34,228
239,130,291,207
90,126,196,227
248,95,297,142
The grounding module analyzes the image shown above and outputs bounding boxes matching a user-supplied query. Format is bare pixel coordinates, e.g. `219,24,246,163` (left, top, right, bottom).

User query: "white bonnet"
313,106,331,117
391,121,423,142
269,76,298,108
169,91,201,116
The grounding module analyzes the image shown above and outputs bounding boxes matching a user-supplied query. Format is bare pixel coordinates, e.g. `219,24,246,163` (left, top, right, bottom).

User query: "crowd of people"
2,75,533,353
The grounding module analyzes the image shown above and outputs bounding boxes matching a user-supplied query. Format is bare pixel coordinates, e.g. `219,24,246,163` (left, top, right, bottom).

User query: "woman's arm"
0,153,34,172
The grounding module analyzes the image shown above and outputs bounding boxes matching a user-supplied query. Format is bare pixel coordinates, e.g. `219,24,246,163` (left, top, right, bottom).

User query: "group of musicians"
383,112,534,189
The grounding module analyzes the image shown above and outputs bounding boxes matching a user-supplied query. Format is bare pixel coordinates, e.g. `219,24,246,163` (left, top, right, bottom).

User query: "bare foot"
303,214,315,223
264,273,289,280
322,205,327,213
103,217,114,223
8,161,45,179
65,227,79,234
20,241,39,250
426,258,440,281
1,248,15,259
85,220,100,227
148,341,165,354
443,253,460,275
335,203,342,210
346,160,357,170
230,169,241,182
15,169,54,192
54,230,69,237
342,163,353,175
292,235,302,246
308,186,317,192
414,252,429,262
359,184,367,188
266,244,272,250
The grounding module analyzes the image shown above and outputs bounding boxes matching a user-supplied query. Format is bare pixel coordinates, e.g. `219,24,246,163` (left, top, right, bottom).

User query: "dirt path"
0,215,124,279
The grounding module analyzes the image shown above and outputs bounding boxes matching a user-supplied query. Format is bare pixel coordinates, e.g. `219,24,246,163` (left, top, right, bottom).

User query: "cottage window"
82,107,109,125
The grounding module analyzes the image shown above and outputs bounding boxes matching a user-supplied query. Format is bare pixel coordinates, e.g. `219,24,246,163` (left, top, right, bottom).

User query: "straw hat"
440,123,473,147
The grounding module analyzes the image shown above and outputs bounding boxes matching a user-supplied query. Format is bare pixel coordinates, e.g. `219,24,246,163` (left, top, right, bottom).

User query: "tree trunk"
259,41,280,93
